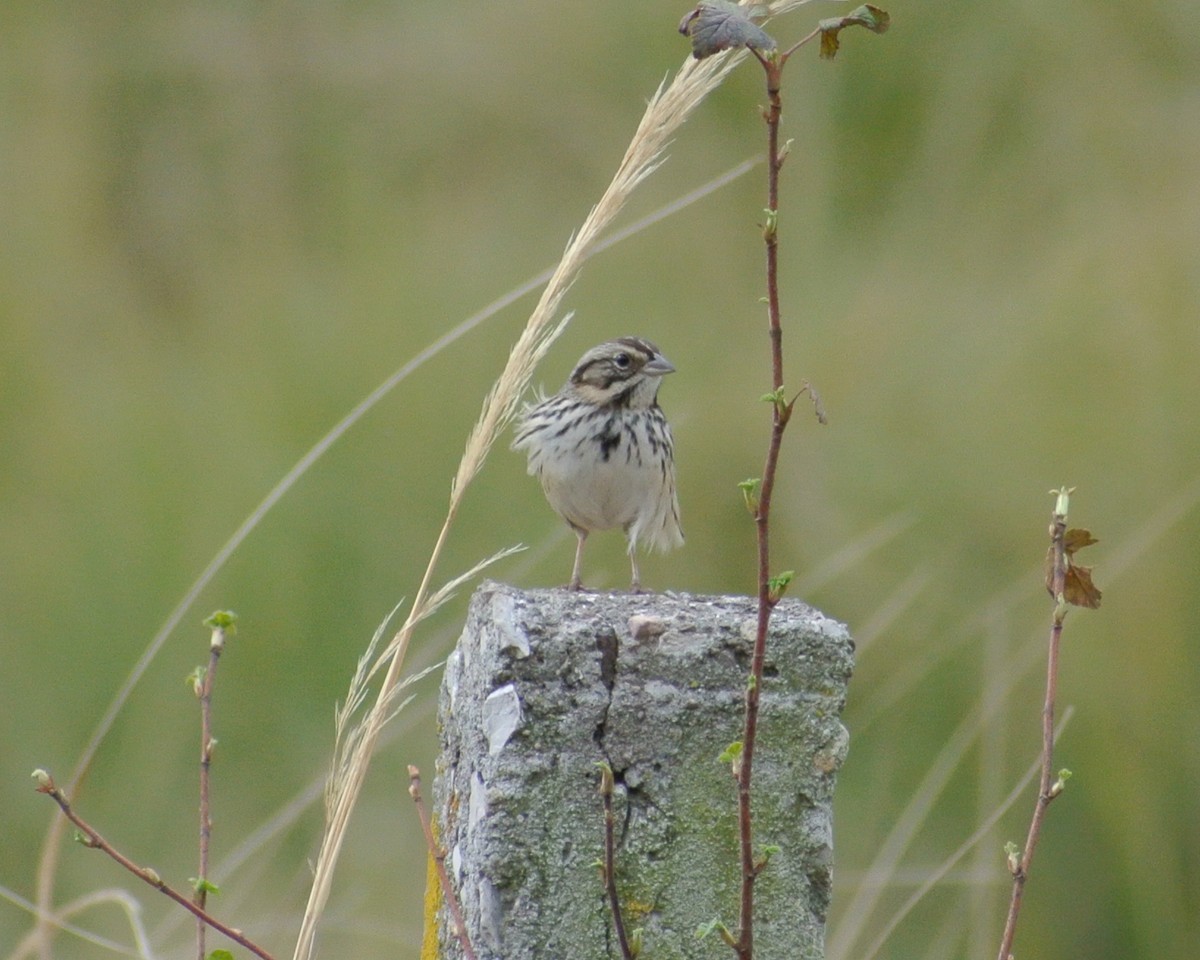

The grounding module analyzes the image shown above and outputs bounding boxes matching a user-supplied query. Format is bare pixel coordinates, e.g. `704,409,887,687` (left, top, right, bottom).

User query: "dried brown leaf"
1063,528,1099,555
1064,562,1103,609
1045,527,1102,608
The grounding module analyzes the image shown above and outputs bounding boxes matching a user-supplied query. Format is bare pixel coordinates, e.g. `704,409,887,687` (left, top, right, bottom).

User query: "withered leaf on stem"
1063,562,1103,609
1045,527,1103,609
1063,528,1099,554
679,1,776,60
818,4,891,60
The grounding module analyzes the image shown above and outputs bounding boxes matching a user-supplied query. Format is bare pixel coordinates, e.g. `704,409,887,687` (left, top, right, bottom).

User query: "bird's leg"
628,541,644,594
569,527,588,591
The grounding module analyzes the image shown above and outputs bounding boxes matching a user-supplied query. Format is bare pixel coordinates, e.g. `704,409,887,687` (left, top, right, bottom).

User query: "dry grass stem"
769,0,817,14
5,888,156,960
292,47,749,960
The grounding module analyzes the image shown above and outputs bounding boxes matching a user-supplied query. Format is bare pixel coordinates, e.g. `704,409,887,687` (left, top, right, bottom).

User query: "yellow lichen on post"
419,840,441,960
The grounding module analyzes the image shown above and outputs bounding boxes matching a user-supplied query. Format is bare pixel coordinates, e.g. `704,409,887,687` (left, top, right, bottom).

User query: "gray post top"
435,581,854,960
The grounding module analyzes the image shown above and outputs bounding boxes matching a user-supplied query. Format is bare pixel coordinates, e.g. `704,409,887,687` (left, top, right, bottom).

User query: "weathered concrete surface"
434,581,854,960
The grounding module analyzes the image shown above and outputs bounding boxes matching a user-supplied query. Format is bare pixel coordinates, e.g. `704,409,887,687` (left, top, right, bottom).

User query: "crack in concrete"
592,626,633,837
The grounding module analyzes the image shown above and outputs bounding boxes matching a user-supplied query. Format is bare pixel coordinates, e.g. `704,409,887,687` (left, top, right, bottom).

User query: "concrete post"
433,581,853,960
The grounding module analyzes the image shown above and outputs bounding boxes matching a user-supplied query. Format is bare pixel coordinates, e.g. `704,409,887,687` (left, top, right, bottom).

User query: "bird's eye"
613,352,632,369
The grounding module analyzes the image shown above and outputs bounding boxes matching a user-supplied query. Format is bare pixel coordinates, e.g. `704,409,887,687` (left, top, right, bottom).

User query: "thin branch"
30,772,276,960
407,766,476,960
731,14,888,953
194,615,231,960
597,763,634,960
781,26,822,61
735,51,791,960
996,490,1074,960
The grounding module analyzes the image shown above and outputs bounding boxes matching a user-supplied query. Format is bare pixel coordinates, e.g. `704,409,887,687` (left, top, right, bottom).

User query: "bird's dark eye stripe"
578,358,636,383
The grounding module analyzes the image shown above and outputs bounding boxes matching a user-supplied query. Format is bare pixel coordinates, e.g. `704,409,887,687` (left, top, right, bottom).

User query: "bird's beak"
643,355,676,376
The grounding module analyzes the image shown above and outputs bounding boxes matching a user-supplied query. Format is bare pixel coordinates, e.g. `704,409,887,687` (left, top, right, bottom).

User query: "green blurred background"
2,1,1197,957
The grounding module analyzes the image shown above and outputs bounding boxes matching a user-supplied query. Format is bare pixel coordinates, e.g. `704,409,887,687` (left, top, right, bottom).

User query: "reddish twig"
678,12,880,955
733,32,829,959
733,43,806,959
30,770,276,960
194,613,231,960
597,762,634,960
996,489,1074,959
407,765,476,960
